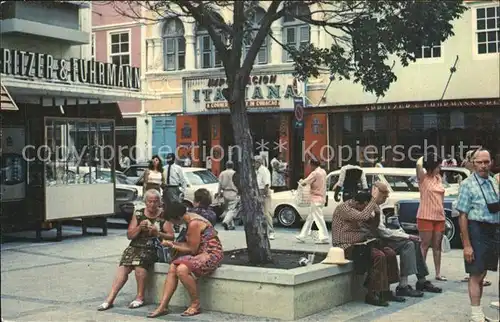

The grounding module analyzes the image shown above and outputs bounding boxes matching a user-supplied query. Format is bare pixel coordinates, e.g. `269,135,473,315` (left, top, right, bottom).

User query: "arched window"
162,18,185,71
282,4,311,62
244,7,268,65
196,13,225,69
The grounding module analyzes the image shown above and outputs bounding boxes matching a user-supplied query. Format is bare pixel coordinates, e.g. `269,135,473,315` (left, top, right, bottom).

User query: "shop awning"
1,76,159,104
1,82,19,111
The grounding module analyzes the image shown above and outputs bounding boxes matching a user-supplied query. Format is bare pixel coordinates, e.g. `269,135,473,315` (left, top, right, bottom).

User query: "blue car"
394,195,461,248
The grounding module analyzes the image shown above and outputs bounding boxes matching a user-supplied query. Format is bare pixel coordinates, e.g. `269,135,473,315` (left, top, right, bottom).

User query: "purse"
474,174,500,214
154,238,171,263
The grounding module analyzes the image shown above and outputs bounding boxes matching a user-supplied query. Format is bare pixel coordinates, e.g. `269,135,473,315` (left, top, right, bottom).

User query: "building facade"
142,3,333,182
313,1,500,169
0,1,153,232
92,1,143,161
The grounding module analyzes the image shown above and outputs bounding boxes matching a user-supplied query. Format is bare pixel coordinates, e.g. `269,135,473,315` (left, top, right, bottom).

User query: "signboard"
0,48,141,90
294,97,304,128
184,74,300,113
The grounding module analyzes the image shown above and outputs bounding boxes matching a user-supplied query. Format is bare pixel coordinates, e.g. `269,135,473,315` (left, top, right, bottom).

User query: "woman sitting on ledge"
97,189,173,311
148,201,224,318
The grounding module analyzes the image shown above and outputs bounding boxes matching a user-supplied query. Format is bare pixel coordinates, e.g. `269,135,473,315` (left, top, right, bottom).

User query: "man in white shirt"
333,163,368,202
218,161,239,230
163,153,187,207
377,212,442,297
255,156,274,239
119,154,131,171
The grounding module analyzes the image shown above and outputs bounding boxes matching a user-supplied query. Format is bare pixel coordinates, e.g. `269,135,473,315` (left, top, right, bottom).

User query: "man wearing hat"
332,182,402,307
163,153,187,207
255,155,274,239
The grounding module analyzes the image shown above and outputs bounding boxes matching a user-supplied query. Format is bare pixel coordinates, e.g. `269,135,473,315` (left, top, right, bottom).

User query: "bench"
145,253,363,320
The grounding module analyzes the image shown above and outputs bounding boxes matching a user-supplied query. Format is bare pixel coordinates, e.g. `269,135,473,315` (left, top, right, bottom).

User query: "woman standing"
148,202,223,318
142,155,165,194
97,189,172,311
416,153,447,281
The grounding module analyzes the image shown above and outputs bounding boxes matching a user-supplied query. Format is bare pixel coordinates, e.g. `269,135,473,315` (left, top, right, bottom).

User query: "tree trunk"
228,91,272,265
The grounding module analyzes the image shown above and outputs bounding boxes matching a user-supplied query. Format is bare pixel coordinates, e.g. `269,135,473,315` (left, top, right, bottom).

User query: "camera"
353,189,372,203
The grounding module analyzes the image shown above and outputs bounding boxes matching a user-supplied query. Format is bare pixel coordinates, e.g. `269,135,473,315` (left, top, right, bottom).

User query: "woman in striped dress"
416,153,447,281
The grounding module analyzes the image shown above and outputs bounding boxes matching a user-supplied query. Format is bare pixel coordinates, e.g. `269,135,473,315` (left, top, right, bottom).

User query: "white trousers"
298,202,328,241
222,198,239,227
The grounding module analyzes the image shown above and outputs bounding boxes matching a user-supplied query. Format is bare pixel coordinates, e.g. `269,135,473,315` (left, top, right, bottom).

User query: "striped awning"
1,82,19,111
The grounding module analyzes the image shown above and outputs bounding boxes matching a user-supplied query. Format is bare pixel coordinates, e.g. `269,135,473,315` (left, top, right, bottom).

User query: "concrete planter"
146,250,355,320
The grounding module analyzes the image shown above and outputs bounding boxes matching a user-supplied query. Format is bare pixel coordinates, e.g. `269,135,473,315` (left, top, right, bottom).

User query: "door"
152,115,177,160
1,127,26,201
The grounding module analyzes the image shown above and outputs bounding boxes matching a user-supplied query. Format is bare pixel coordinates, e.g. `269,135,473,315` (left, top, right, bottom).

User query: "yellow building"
139,3,332,181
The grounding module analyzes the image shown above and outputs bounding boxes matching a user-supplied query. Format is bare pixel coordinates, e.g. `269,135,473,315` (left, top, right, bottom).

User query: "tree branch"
240,0,282,79
175,1,230,66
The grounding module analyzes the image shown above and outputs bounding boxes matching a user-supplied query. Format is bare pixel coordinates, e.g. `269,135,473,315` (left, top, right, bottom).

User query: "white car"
132,167,222,208
271,167,460,227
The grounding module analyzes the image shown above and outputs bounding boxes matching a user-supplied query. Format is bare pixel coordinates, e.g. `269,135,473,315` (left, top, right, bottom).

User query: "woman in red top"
416,153,447,281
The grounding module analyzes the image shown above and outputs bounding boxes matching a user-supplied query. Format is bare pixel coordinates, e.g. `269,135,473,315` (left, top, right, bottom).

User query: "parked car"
395,196,461,247
394,167,472,248
133,167,224,218
270,167,460,227
122,163,149,183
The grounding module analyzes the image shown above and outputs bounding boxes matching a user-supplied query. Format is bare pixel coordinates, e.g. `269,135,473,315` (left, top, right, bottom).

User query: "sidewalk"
1,225,499,321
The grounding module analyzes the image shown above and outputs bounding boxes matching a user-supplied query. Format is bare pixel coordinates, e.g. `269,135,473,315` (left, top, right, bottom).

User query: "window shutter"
195,36,201,69
299,25,310,46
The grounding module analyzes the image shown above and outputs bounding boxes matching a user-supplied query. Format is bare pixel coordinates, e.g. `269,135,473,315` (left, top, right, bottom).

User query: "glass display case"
44,118,115,187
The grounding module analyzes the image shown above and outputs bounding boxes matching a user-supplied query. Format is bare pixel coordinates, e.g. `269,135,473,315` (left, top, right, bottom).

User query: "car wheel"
277,206,299,227
445,216,461,248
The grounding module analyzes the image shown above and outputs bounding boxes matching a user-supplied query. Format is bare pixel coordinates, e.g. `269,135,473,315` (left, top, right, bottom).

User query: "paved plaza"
1,224,499,321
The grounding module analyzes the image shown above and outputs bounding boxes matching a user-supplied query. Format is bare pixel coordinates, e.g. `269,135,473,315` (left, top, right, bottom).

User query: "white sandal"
129,299,144,309
97,302,113,311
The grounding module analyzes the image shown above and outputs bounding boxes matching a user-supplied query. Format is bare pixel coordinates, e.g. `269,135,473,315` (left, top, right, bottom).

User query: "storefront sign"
0,48,140,90
306,98,500,114
184,74,300,112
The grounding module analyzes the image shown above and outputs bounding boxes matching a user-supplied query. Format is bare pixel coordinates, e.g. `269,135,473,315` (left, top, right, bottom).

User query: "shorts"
465,221,500,275
417,218,445,232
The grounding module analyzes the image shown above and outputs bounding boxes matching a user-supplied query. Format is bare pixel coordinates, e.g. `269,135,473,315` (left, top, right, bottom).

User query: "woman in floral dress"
97,189,173,311
148,202,223,318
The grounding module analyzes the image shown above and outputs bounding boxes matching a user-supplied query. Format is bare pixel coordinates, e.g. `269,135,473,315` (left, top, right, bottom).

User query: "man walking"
218,161,239,230
163,153,187,207
296,159,329,244
456,149,500,322
255,156,274,240
377,212,442,297
270,153,287,192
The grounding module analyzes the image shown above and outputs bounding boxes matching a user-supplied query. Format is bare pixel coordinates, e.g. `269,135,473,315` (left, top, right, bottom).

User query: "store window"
44,118,115,187
109,31,130,66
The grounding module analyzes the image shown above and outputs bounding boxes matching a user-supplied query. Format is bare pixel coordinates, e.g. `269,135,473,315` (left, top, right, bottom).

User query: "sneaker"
396,285,424,298
269,234,275,240
314,239,329,244
491,301,500,309
295,236,306,243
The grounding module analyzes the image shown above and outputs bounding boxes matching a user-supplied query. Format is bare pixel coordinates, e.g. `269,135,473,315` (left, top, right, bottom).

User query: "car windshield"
384,174,450,192
185,170,218,185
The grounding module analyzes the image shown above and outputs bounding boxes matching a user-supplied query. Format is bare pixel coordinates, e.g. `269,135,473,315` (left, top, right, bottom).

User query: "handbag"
441,235,451,253
474,174,500,214
295,183,311,207
154,238,171,263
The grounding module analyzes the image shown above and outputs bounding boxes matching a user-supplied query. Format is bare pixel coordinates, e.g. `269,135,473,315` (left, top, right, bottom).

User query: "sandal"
147,309,169,318
97,302,114,311
483,280,492,287
435,276,447,281
461,276,469,282
129,299,144,309
181,306,201,317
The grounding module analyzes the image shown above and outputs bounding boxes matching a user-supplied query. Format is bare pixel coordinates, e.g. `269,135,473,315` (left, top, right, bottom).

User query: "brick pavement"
1,225,498,321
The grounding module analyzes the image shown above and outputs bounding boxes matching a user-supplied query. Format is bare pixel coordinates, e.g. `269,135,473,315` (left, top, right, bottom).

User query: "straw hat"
321,247,351,265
